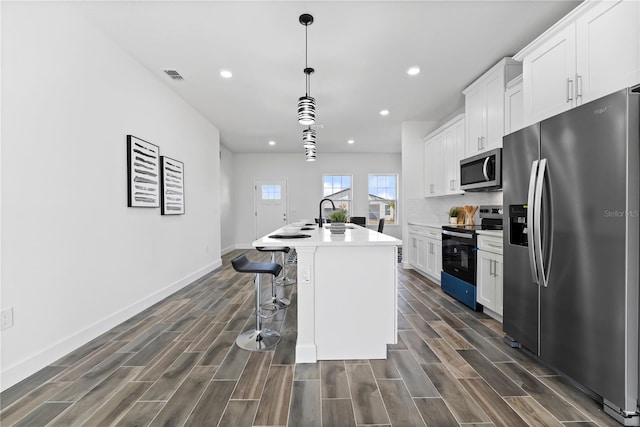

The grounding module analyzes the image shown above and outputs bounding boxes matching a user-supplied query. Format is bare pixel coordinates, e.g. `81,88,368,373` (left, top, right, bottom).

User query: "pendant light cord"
305,24,309,96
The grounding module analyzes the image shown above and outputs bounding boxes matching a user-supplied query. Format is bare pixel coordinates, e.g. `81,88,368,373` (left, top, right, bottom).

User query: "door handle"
534,159,548,287
527,160,539,284
566,78,574,103
576,74,583,101
482,157,490,181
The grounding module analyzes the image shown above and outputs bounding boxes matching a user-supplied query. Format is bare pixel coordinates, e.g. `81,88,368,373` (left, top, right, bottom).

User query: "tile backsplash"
407,192,503,225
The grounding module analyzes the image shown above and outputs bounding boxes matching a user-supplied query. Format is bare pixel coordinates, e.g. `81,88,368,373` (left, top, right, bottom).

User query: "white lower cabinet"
476,234,503,320
408,225,442,282
410,234,426,272
424,238,442,279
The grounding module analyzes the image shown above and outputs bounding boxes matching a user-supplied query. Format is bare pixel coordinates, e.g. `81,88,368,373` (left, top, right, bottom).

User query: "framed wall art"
160,156,185,215
127,135,160,207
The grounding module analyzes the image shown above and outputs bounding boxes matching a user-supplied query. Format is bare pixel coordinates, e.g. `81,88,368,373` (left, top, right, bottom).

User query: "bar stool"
255,246,291,309
231,254,282,351
275,247,297,286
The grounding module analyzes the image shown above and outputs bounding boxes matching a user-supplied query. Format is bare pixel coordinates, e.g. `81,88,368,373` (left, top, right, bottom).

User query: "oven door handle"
442,230,474,239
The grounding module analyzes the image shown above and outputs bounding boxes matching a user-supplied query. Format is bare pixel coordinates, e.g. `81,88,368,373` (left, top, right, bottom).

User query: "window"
261,184,281,200
322,175,352,216
368,174,397,225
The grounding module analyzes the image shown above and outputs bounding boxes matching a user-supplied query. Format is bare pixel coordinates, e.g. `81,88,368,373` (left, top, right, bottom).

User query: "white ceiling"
76,1,581,154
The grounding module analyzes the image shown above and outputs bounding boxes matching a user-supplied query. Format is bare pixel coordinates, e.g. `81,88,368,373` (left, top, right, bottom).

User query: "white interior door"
255,179,288,239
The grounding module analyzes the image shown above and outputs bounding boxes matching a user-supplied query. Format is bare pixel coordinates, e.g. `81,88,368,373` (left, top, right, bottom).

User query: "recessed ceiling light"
348,139,355,144
220,70,233,78
268,140,276,146
380,109,390,116
407,66,421,76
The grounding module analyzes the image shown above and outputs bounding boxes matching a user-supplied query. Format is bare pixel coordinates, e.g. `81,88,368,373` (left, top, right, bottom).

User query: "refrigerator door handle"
534,159,548,287
527,160,540,284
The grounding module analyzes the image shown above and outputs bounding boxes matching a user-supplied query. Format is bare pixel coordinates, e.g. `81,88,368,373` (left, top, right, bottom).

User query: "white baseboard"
0,260,221,392
234,243,253,250
221,245,235,255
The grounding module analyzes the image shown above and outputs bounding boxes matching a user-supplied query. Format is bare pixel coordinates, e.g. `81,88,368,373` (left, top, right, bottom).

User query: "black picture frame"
160,156,185,215
127,135,160,207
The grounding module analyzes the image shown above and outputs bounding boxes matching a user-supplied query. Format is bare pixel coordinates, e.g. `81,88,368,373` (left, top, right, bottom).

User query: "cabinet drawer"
408,225,426,236
425,227,442,240
477,235,503,254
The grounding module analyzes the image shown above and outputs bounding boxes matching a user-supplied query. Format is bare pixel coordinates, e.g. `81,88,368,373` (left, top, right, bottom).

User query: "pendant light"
303,127,316,161
303,127,316,148
298,14,315,126
305,147,317,162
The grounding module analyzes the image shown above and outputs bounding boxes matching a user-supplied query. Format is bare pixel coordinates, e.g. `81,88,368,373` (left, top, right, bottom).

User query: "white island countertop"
252,224,402,248
252,224,401,363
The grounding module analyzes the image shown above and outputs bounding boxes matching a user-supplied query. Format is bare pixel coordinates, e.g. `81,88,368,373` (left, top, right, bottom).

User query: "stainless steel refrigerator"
503,85,640,425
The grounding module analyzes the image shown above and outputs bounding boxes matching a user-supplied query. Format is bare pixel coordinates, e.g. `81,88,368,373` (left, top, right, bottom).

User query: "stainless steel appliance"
460,148,502,191
441,206,502,310
503,85,639,426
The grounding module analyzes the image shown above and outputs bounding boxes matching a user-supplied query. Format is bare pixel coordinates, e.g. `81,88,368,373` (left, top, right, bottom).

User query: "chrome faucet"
318,198,336,227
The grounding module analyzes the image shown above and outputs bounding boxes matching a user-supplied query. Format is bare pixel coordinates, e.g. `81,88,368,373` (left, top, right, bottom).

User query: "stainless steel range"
441,205,502,310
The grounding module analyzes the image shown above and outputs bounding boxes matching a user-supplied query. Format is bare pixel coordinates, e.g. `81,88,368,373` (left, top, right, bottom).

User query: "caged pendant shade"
298,93,315,126
302,127,316,148
305,148,316,161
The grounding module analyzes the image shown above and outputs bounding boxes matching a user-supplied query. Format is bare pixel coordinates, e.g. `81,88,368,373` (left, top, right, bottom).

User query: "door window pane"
262,184,281,200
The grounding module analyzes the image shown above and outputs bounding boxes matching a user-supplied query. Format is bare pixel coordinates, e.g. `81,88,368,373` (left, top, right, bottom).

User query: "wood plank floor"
0,249,621,426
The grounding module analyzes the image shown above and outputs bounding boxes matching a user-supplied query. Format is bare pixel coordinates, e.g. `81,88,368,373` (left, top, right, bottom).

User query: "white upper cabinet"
424,132,444,197
516,0,640,126
504,75,524,135
423,114,465,198
443,116,465,194
519,24,577,124
463,58,522,156
576,0,640,103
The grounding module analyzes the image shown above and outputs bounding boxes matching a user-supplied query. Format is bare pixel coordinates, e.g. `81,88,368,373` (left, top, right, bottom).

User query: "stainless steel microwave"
460,148,502,191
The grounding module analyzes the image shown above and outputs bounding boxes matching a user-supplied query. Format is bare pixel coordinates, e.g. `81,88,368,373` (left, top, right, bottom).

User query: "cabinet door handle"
566,78,574,103
477,136,482,150
576,74,583,100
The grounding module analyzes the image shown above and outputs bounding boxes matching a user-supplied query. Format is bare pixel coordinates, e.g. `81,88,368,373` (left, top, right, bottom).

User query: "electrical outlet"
301,267,311,284
1,307,14,330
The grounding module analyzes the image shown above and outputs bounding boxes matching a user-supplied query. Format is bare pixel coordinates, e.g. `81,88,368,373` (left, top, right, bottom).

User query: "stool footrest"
236,329,281,351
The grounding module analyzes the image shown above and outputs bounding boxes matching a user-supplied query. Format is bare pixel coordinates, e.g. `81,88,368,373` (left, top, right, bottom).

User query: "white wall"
1,3,221,390
233,152,402,246
401,121,438,262
220,145,235,254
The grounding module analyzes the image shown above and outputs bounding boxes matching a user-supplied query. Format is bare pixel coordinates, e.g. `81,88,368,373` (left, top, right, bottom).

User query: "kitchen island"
253,225,402,363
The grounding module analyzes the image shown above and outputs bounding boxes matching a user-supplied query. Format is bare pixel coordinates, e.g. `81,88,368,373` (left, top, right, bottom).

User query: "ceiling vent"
163,69,184,80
